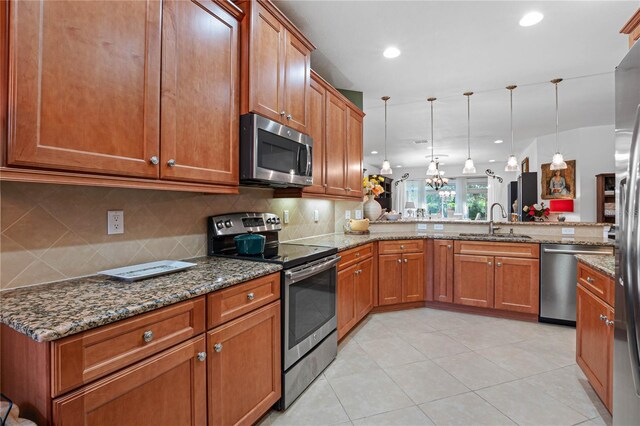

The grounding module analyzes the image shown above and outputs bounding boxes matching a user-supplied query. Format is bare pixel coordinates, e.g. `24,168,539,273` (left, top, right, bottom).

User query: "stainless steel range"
208,213,339,409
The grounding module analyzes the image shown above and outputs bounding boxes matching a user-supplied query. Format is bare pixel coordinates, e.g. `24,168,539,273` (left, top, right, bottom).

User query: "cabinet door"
576,284,613,411
246,1,284,122
355,257,374,321
283,30,310,133
303,74,326,194
8,0,161,178
378,254,403,306
208,302,281,426
346,107,364,199
402,252,425,303
454,254,494,308
160,0,238,185
53,336,206,425
325,92,347,196
338,265,357,339
433,240,454,303
494,257,540,314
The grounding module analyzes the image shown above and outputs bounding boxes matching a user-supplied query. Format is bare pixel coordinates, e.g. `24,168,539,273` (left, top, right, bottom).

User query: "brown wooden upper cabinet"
4,0,242,193
236,0,314,134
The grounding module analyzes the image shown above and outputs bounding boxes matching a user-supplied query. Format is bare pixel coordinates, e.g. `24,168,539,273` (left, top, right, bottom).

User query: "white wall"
515,124,615,222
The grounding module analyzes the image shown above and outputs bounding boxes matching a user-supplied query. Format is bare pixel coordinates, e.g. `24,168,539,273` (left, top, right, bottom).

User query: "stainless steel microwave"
240,114,313,187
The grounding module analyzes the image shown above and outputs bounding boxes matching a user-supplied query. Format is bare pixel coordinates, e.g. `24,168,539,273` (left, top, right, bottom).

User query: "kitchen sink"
458,232,532,239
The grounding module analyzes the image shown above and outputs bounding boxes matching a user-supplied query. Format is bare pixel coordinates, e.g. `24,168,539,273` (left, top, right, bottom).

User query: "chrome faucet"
489,203,507,235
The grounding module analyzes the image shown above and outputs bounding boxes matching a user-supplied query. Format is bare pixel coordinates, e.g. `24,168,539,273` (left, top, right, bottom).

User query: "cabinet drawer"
207,273,280,329
52,297,206,397
338,243,373,270
454,241,539,258
378,239,424,254
578,263,614,307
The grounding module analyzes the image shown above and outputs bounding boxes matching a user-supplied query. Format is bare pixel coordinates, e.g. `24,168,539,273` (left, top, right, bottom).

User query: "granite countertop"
576,254,616,278
371,219,611,227
0,257,281,343
288,231,615,251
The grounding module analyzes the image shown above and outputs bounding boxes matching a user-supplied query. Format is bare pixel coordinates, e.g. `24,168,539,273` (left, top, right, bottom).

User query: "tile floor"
259,308,612,426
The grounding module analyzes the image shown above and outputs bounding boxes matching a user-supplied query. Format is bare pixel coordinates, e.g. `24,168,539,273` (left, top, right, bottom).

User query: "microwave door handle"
623,105,640,396
305,144,312,177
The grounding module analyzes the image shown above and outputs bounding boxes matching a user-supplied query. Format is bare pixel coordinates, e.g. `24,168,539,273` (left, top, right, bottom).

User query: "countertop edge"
575,254,616,279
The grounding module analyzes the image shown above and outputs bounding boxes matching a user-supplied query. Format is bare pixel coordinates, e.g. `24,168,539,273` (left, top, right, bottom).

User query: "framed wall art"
541,160,576,200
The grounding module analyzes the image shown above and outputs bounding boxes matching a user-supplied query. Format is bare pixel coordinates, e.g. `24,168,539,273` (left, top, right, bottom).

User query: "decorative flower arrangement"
523,202,550,220
363,175,385,198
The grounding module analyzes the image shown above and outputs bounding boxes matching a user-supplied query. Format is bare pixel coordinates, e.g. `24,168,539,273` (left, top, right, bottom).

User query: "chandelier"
426,158,449,190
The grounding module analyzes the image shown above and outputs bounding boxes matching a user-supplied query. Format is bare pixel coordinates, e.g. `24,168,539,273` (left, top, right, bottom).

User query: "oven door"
240,114,313,187
283,255,340,370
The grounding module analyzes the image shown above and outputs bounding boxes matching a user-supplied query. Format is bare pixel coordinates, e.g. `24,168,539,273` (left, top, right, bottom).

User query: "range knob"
275,217,281,224
216,221,224,230
266,218,273,224
224,220,232,228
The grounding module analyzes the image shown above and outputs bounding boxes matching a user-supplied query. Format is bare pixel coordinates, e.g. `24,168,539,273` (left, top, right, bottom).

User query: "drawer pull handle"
247,292,255,301
197,352,207,362
214,343,223,353
606,319,615,327
586,277,594,284
143,330,154,343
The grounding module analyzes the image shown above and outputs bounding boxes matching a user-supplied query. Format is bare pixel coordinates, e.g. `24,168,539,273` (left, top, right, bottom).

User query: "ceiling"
273,1,638,173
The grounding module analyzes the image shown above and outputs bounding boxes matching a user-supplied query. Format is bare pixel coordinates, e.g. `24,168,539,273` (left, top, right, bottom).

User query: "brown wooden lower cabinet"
433,240,454,303
207,301,281,426
494,257,539,314
576,274,614,413
338,255,374,339
378,244,425,307
402,252,425,303
378,254,403,306
53,336,207,425
454,254,494,308
355,257,374,321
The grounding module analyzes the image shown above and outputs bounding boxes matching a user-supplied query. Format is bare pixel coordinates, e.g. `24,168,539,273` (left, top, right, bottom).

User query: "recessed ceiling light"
383,47,401,59
489,159,496,163
494,140,504,144
396,165,403,168
371,151,378,154
519,11,544,27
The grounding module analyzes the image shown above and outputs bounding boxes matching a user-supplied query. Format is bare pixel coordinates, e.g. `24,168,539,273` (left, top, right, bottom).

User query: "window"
466,178,488,220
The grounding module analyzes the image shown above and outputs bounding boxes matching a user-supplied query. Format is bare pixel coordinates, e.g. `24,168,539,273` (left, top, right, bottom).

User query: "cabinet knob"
447,245,452,249
404,258,408,263
400,245,405,249
496,262,502,267
355,252,360,257
167,159,176,167
247,292,255,301
280,111,286,117
323,184,328,188
397,259,402,263
599,314,608,321
149,156,159,165
197,352,207,362
214,343,223,352
606,319,615,327
488,262,493,266
143,330,154,343
346,187,352,192
287,114,292,120
586,277,594,284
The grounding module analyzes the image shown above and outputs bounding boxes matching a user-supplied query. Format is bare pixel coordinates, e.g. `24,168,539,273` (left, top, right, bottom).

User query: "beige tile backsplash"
1,182,362,289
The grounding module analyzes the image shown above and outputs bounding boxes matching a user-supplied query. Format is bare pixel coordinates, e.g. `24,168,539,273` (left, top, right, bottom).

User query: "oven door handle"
285,255,341,284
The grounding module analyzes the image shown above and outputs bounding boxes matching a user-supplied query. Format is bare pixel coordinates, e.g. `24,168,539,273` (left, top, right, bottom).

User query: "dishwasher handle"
542,248,612,256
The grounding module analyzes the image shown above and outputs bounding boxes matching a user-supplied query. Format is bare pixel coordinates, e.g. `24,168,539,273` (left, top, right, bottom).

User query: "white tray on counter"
98,260,197,282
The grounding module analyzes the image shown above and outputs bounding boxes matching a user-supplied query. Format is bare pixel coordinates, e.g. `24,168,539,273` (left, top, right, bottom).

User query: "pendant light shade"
427,160,438,174
504,85,520,172
380,96,393,175
462,92,476,174
550,78,567,170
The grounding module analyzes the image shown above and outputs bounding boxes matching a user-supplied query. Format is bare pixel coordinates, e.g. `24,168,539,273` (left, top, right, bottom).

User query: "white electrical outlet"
283,210,290,224
345,210,351,220
562,227,575,235
314,210,319,222
107,210,124,235
355,210,363,220
417,223,427,231
433,224,444,231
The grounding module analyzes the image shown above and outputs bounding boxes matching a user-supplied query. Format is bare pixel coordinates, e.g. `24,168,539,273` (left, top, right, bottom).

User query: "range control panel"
208,213,282,236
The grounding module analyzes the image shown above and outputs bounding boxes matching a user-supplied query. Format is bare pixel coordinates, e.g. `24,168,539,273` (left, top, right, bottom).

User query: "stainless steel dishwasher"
540,244,614,325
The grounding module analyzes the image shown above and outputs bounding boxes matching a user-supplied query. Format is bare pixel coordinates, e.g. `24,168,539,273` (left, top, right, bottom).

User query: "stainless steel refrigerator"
614,40,640,424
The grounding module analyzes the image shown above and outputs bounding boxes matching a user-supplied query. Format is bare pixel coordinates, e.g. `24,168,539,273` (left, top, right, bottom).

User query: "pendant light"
505,85,520,172
427,97,438,174
462,92,476,174
550,78,567,170
380,96,393,175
